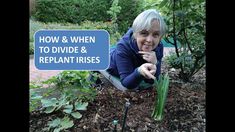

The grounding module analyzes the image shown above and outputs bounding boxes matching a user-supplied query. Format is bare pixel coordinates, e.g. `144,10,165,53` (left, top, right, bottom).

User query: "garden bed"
30,62,206,132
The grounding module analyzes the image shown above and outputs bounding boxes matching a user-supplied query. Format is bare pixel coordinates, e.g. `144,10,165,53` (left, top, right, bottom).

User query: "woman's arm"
116,51,143,89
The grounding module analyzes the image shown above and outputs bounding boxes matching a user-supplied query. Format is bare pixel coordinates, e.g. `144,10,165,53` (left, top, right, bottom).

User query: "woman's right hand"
138,63,156,80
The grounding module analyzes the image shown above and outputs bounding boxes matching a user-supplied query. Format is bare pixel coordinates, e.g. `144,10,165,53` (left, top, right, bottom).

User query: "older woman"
107,9,167,89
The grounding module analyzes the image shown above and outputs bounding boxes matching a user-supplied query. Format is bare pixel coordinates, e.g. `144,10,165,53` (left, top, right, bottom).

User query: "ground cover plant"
30,71,98,131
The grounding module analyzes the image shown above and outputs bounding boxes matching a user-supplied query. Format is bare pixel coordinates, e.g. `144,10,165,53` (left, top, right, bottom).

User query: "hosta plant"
152,73,170,121
38,71,96,131
43,116,74,132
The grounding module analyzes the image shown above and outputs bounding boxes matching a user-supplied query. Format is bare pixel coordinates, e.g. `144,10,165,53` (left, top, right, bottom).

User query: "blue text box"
34,30,110,70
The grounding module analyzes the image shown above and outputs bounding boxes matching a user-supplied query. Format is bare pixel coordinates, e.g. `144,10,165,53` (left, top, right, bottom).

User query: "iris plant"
152,73,170,121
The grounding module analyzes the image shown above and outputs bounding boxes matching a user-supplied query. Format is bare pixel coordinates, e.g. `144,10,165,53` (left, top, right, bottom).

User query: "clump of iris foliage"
152,73,170,121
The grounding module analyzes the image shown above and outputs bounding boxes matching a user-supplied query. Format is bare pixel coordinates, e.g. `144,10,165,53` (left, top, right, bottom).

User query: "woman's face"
134,20,162,52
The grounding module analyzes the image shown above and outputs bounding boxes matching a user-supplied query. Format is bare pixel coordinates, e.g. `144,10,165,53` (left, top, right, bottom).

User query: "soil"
30,62,206,132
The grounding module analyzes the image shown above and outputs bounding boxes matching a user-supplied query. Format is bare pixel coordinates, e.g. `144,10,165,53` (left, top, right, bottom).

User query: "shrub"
33,0,112,24
117,0,144,33
34,0,80,23
158,0,205,82
79,20,121,44
76,0,112,22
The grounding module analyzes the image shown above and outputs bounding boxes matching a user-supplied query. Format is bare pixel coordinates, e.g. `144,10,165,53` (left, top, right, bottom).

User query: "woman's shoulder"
116,29,133,51
116,41,131,54
158,41,164,48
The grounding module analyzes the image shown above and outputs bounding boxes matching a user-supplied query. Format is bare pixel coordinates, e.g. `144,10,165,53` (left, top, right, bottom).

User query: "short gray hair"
132,9,167,36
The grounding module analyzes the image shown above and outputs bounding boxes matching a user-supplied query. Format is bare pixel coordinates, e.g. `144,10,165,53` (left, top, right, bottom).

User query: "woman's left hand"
138,51,157,65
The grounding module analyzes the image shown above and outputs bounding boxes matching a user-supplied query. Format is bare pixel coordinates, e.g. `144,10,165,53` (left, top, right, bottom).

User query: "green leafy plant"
152,73,170,121
107,0,121,21
42,71,97,102
30,89,43,112
106,0,122,44
107,0,121,30
72,0,112,23
34,0,80,23
41,94,88,119
117,0,144,33
31,71,97,131
158,0,206,82
43,116,74,132
30,82,42,89
40,71,97,114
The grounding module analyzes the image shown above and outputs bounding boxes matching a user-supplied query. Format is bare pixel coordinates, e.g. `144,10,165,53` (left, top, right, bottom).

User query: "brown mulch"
30,62,206,132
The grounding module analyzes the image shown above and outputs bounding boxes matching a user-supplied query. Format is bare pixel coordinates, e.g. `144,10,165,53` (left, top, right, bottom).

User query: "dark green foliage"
30,89,43,112
32,0,145,34
34,0,80,23
76,0,112,22
33,0,112,24
79,21,122,44
165,53,181,69
117,0,144,34
159,0,205,82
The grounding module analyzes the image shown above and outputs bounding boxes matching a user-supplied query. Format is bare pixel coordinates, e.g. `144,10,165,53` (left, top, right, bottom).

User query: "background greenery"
30,0,206,82
30,0,206,130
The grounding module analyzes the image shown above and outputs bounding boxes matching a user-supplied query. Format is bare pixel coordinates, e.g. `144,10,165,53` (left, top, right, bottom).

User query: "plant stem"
152,74,170,121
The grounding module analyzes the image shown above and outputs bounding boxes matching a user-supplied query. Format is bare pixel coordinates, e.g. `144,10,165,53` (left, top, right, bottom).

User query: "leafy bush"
44,116,74,132
106,0,122,45
117,0,144,33
76,0,111,22
79,20,121,44
32,0,145,34
30,89,43,112
34,0,80,23
33,0,112,24
158,0,206,82
165,52,181,69
42,71,97,102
